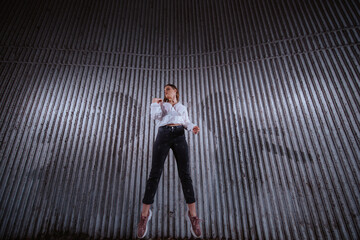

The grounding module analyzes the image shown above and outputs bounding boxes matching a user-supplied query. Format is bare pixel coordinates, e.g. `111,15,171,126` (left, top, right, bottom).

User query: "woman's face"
164,86,177,100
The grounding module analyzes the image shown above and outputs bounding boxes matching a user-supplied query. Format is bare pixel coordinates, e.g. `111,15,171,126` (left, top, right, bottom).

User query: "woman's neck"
168,99,177,105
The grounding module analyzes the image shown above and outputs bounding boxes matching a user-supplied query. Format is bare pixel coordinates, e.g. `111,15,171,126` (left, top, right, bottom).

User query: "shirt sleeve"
150,102,163,120
183,107,196,132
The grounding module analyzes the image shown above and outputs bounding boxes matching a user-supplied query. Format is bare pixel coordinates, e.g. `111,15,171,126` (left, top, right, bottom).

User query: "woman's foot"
137,209,152,238
186,210,203,238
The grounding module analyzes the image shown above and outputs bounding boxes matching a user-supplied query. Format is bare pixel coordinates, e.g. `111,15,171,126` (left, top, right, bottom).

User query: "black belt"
160,125,183,129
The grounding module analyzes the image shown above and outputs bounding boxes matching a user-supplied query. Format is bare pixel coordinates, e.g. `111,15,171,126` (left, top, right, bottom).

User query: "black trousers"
142,125,196,204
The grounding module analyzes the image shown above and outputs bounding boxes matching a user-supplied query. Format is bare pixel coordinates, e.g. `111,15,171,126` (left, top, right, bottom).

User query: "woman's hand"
152,98,163,104
192,126,200,134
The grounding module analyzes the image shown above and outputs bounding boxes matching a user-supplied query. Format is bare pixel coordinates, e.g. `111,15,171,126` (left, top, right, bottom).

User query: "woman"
137,84,202,239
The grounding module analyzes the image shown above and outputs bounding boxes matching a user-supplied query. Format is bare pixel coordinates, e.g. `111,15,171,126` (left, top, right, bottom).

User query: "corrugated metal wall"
0,0,359,239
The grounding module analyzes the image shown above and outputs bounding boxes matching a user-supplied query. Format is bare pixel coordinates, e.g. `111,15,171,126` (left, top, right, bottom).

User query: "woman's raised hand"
192,126,200,134
152,98,163,104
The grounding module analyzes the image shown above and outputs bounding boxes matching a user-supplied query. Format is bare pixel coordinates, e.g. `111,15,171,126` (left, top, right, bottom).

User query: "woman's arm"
150,98,163,120
183,107,197,132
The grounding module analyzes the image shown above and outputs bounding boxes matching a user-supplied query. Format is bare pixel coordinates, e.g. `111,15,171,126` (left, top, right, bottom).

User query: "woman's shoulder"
178,102,188,109
174,102,187,113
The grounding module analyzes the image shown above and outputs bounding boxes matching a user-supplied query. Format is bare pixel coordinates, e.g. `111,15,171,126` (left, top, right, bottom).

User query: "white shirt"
150,101,197,132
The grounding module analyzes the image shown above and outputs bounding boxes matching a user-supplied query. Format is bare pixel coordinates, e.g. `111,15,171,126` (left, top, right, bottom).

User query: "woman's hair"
163,83,179,102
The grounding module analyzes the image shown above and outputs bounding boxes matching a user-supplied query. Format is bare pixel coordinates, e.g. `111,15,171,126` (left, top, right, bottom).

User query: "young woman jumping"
137,83,202,239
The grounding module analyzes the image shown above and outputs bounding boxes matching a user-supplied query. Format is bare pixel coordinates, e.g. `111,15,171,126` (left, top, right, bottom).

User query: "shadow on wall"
202,91,315,165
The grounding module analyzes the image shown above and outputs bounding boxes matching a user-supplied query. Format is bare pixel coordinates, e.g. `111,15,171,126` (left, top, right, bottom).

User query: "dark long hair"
163,83,179,103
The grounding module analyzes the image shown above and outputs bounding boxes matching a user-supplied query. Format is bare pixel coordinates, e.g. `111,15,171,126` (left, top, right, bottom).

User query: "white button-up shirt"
150,101,197,132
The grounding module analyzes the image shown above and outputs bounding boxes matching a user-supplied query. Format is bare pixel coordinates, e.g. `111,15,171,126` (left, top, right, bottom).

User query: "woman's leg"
171,131,197,215
141,128,171,207
187,202,197,217
141,203,151,217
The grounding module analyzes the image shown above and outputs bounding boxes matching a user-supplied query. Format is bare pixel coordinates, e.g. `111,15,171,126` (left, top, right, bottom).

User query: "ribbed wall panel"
0,0,359,239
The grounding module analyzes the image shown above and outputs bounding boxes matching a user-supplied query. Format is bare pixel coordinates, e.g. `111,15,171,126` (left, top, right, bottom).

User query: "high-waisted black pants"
142,125,196,204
